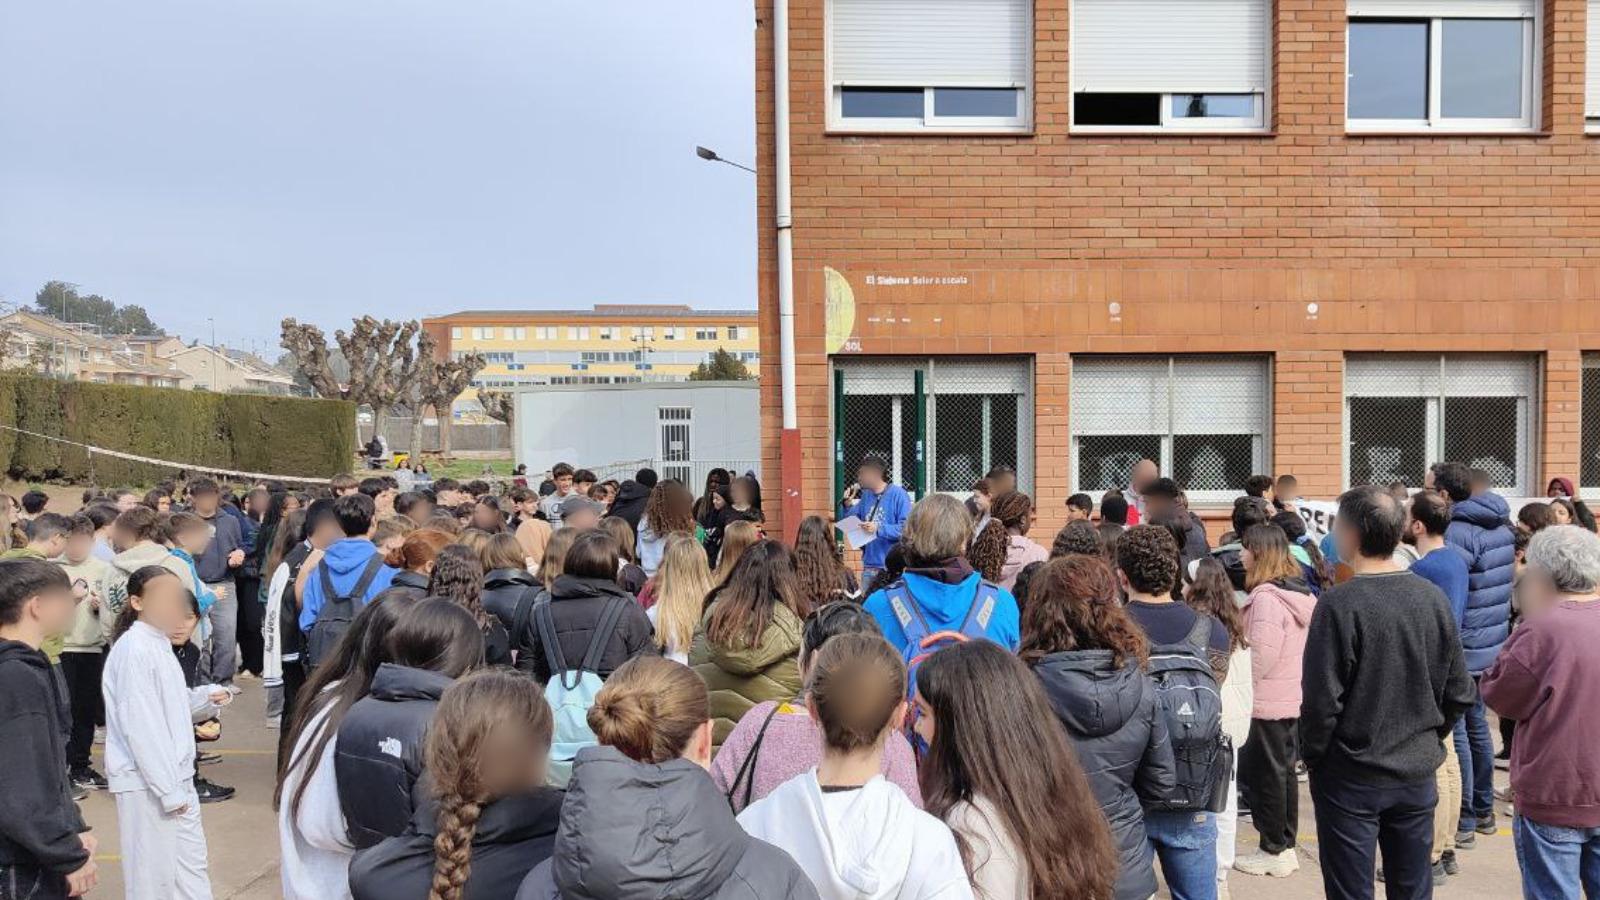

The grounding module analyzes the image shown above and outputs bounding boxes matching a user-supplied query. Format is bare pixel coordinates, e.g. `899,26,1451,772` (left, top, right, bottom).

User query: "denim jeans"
1146,809,1218,900
1310,773,1437,900
1453,678,1496,831
1513,816,1600,899
204,580,238,686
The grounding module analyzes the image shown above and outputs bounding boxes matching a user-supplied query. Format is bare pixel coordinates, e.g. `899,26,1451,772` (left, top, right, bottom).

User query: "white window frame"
1345,1,1540,133
1069,0,1273,134
470,326,493,341
694,327,718,341
450,327,462,340
506,326,530,341
598,327,618,341
825,0,1033,134
567,326,590,341
532,326,556,341
727,326,748,341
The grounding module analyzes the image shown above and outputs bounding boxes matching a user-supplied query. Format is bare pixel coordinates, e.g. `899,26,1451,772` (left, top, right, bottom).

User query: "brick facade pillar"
1542,350,1583,488
1033,353,1072,539
1274,351,1345,501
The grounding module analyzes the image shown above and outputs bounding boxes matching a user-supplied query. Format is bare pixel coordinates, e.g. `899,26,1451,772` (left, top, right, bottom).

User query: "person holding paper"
837,456,911,581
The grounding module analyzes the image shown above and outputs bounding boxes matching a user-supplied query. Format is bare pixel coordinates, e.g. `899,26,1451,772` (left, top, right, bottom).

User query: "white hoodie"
739,772,974,900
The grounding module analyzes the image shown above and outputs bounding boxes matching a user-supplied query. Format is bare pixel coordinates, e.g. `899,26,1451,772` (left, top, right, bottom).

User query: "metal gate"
832,357,1033,505
658,407,693,484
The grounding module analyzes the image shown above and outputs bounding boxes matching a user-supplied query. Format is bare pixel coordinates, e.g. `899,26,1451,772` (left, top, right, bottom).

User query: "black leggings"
59,651,104,771
235,575,264,675
1240,717,1300,854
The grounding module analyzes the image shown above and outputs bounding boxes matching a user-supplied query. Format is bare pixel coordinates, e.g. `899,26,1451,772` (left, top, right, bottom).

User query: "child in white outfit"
103,565,227,900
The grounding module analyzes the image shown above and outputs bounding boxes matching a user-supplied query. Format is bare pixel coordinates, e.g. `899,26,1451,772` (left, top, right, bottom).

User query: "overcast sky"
0,1,757,356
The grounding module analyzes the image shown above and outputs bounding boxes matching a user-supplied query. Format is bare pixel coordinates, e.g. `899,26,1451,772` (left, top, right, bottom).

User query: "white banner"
1293,493,1545,545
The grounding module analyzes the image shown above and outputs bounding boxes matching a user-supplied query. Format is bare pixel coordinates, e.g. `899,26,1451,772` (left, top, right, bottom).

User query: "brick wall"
756,0,1600,536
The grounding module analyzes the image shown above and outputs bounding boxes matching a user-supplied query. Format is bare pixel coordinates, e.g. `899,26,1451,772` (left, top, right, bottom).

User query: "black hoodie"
0,640,89,875
604,481,649,534
350,782,563,900
483,568,543,661
1033,649,1176,900
335,664,454,849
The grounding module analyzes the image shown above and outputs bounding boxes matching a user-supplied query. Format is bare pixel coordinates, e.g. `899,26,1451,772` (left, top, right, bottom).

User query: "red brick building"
755,0,1600,538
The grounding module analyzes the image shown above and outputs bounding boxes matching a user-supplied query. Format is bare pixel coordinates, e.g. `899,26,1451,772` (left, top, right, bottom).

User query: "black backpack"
305,555,386,668
1145,614,1232,813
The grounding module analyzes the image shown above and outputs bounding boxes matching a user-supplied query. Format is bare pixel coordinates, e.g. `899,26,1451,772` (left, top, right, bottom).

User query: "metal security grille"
1071,356,1270,500
833,357,1033,501
1345,354,1537,494
1583,355,1600,491
658,407,693,485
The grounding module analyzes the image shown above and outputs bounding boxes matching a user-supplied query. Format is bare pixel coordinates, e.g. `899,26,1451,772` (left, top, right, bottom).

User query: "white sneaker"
1217,879,1232,900
1234,849,1300,877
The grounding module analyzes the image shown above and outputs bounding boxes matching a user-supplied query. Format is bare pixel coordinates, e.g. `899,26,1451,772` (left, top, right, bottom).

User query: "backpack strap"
579,597,629,676
957,580,998,636
726,702,784,812
510,585,540,652
1184,613,1214,655
534,601,568,681
317,562,337,606
346,555,387,602
885,583,931,648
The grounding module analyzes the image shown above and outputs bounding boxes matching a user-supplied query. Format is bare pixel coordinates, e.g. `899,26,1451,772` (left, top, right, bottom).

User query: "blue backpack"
883,578,1001,750
534,595,628,789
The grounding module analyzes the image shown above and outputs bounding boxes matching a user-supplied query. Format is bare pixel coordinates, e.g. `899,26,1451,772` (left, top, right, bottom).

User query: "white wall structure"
513,382,760,485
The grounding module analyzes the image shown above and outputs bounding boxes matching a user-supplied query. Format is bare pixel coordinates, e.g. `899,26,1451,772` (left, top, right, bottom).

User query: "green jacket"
1,548,63,662
689,602,804,750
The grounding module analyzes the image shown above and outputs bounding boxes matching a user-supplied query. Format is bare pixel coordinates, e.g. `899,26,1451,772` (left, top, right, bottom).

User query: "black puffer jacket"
350,782,563,900
0,640,87,878
383,570,432,601
1033,649,1176,900
483,568,542,660
334,664,453,849
516,746,818,900
604,481,649,534
520,575,657,685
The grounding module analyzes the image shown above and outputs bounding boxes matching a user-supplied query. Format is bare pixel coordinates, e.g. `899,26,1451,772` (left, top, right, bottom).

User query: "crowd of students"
0,453,1596,900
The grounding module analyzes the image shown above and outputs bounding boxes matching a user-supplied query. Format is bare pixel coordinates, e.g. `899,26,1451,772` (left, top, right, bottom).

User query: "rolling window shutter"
832,0,1031,87
1590,0,1600,117
1072,0,1268,94
1071,357,1170,435
1172,357,1267,434
1347,0,1534,16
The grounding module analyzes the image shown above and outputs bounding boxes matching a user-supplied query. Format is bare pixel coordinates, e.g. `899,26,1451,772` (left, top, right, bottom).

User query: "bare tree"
477,387,514,428
400,331,484,461
281,317,424,437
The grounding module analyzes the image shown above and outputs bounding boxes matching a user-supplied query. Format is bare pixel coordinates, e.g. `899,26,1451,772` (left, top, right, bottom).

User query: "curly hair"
1050,520,1105,559
1019,555,1149,670
428,543,490,630
425,670,553,900
643,481,696,538
793,515,853,607
1115,524,1179,597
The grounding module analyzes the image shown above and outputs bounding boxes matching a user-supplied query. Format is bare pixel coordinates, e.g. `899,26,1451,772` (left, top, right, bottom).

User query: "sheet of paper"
836,515,874,550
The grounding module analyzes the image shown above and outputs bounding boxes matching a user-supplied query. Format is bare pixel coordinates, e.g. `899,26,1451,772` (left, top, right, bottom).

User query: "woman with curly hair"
348,669,561,900
428,544,512,667
1022,555,1176,900
637,481,697,577
792,515,859,607
968,492,1047,590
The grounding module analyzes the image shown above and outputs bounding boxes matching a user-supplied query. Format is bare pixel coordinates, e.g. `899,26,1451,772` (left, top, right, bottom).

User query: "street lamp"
695,145,756,175
208,317,218,391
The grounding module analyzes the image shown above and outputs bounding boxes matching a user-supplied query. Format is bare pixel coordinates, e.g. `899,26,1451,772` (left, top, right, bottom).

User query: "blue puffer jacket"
1444,493,1516,674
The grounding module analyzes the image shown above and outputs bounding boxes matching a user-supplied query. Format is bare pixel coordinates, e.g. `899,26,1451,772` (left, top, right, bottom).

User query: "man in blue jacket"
838,456,911,581
297,494,398,635
1427,461,1515,847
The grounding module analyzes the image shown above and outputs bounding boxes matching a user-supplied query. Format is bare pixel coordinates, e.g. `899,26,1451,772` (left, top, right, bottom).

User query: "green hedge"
0,375,355,484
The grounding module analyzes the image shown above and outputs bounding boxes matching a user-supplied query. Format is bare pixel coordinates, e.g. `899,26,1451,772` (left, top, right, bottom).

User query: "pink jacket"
999,535,1049,591
1245,580,1317,720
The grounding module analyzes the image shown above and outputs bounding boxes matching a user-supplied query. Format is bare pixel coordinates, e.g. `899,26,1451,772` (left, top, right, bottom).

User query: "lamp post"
208,318,218,391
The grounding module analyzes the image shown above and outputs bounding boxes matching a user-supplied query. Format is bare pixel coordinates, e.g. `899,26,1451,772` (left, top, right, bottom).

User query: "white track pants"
114,786,212,900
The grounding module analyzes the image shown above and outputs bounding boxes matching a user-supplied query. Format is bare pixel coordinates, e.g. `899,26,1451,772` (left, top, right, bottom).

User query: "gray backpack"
305,556,385,668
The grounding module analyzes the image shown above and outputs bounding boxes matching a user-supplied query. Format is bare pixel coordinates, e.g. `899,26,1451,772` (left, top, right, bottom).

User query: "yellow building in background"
424,304,759,420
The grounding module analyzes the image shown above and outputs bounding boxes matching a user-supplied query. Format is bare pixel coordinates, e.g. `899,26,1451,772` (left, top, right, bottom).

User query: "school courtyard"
69,683,1524,900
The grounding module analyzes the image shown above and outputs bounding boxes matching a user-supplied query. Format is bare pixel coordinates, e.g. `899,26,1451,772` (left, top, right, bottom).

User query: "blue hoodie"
1444,492,1516,674
864,571,1021,652
298,538,399,632
840,484,912,571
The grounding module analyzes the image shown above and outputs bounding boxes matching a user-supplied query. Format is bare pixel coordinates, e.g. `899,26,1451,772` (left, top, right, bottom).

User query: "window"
694,327,718,341
1346,0,1537,131
1589,0,1600,129
834,357,1034,496
1580,356,1600,492
1072,356,1270,501
567,326,590,340
727,326,749,341
1345,354,1537,494
1071,0,1269,131
505,327,529,341
469,327,493,341
450,327,462,340
661,327,683,341
581,351,612,363
628,326,655,340
532,326,556,341
828,0,1031,132
598,327,618,341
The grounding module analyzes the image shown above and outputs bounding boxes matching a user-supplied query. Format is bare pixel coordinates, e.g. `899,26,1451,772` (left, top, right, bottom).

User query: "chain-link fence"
1071,356,1269,499
833,357,1032,501
1582,354,1600,490
1345,354,1536,493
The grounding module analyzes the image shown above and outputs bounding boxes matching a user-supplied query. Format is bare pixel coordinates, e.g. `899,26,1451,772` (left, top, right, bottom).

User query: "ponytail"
428,795,484,900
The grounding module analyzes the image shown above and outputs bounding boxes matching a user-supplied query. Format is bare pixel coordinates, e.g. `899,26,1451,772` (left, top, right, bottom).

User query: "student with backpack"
297,494,398,668
517,656,819,900
738,633,973,900
1233,524,1316,880
428,544,514,667
1023,555,1176,900
276,593,423,900
0,558,97,900
914,640,1118,900
689,541,812,750
478,531,543,661
1114,525,1228,900
711,601,922,813
349,669,562,900
333,600,484,848
863,493,1021,675
524,530,656,786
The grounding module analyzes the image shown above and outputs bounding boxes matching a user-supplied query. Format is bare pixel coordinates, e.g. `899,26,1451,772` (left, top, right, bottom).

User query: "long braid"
428,791,484,900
